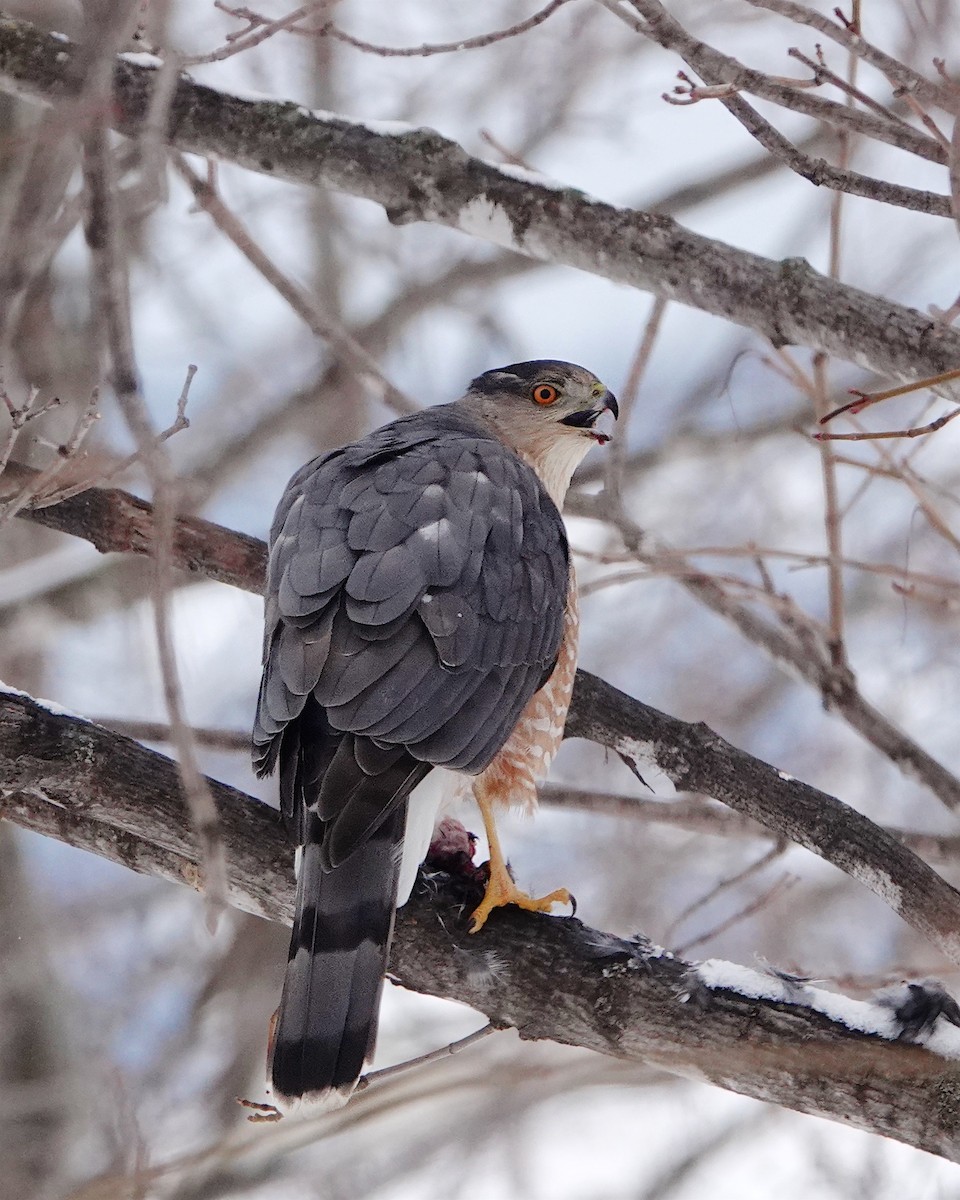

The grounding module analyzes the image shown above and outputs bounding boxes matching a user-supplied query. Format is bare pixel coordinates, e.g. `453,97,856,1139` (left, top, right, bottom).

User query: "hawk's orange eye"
532,384,559,406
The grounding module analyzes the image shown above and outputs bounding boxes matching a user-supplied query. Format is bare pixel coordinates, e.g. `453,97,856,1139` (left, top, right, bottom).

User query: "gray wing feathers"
253,408,569,779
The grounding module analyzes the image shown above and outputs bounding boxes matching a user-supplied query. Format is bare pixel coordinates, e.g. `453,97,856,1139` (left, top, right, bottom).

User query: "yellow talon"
469,868,572,932
468,785,573,932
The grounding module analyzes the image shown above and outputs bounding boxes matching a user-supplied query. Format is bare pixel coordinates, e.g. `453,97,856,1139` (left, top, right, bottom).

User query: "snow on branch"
0,15,958,382
2,685,960,1160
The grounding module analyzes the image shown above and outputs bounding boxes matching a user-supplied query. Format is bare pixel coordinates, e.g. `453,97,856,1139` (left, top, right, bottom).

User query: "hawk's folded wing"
253,407,570,865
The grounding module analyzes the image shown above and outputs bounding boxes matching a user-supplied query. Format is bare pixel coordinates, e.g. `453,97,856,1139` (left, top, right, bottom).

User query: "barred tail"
270,803,406,1106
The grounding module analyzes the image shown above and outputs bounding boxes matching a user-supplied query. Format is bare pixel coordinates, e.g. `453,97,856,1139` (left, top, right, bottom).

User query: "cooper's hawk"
253,360,617,1108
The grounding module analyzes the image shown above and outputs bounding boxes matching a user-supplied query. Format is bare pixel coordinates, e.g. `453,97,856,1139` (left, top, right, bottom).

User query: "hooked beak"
559,388,619,444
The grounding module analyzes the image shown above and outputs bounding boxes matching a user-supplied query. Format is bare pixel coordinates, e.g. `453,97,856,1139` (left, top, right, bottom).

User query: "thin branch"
743,0,957,114
811,353,847,668
864,440,960,558
787,45,906,127
187,2,332,66
172,154,417,417
96,718,249,752
316,0,572,58
596,2,952,219
665,842,788,943
605,296,667,508
0,385,100,523
821,369,960,422
607,0,945,165
571,490,960,815
951,109,960,240
213,0,572,58
674,871,798,956
814,407,960,441
81,48,229,919
357,1024,496,1090
23,366,193,511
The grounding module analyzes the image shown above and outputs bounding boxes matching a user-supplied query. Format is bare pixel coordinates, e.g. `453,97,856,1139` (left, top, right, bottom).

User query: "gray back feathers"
254,404,570,791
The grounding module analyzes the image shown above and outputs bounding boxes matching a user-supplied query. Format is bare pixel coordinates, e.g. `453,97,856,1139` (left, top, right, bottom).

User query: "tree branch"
566,674,960,963
612,0,945,162
2,687,960,1161
0,461,267,593
0,16,958,381
6,459,960,946
743,0,957,114
567,491,960,816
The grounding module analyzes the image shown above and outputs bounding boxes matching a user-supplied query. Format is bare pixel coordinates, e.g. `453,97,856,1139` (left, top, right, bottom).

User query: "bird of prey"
253,360,618,1109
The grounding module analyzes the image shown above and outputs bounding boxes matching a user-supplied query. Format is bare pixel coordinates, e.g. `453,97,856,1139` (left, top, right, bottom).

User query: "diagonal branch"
0,461,268,591
743,0,957,114
567,491,960,815
9,458,960,883
0,16,958,381
610,0,945,163
2,688,960,1161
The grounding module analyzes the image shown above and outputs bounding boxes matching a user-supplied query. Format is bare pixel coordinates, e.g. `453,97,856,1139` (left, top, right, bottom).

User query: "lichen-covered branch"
2,688,960,1161
0,16,958,382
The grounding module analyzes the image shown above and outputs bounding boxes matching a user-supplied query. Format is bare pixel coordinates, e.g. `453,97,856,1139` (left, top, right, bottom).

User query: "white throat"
517,434,596,508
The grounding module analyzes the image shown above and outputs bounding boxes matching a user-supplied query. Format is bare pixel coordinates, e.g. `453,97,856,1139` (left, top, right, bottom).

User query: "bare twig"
479,129,535,170
80,26,228,917
595,0,953,218
899,91,952,154
605,297,667,509
665,841,788,943
875,444,960,557
171,154,417,416
675,872,798,956
96,718,249,752
814,408,960,441
663,66,948,218
572,491,960,813
787,45,907,127
603,0,946,165
0,377,54,478
743,0,957,114
0,391,101,523
821,368,960,423
33,365,194,508
357,1024,496,1090
224,0,574,58
188,2,332,66
950,111,960,241
811,353,847,667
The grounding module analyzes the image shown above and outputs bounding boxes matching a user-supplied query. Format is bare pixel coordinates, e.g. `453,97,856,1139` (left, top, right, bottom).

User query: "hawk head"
461,360,618,505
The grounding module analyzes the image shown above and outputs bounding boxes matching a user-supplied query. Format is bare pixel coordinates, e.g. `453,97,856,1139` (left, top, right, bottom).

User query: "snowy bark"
3,686,960,1162
0,15,957,382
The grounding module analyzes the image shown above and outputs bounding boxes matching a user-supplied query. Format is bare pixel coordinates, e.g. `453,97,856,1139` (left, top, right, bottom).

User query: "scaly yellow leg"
469,790,572,933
